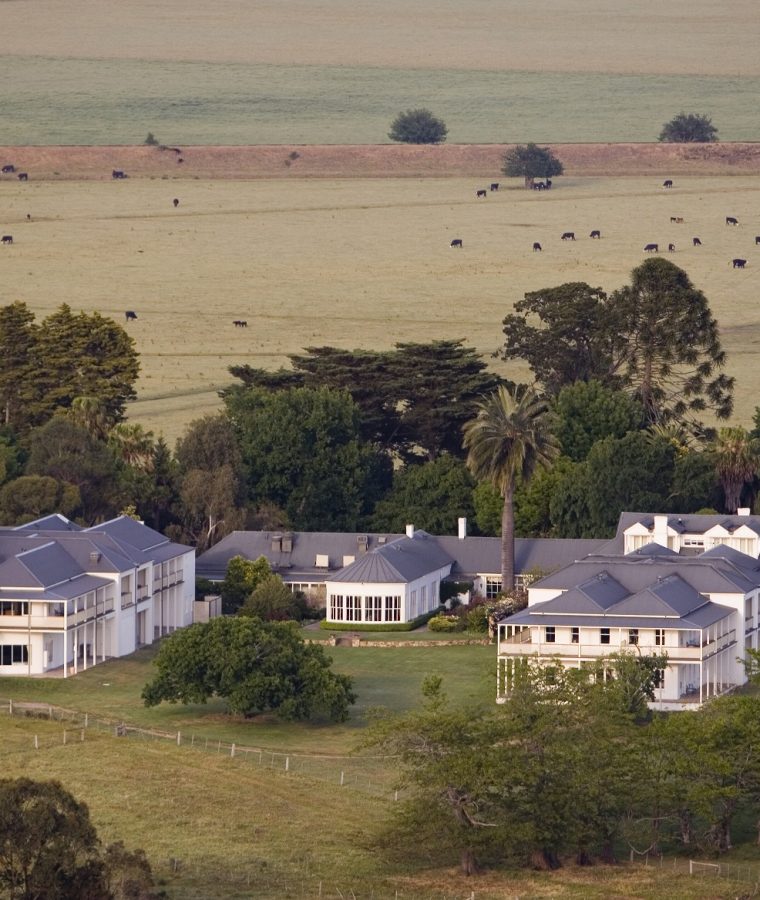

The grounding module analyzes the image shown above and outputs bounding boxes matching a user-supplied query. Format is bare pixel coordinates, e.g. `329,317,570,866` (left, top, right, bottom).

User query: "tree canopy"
659,112,718,143
388,108,447,144
502,143,563,188
142,617,355,721
220,554,272,614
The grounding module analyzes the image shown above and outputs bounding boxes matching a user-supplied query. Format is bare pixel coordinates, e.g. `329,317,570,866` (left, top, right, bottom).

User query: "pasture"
1,173,759,444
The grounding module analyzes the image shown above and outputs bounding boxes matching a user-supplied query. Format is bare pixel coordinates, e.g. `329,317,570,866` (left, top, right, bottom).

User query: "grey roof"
611,575,707,618
14,513,83,532
86,516,175,552
435,536,608,578
605,511,760,554
536,572,629,614
506,600,733,631
329,531,454,584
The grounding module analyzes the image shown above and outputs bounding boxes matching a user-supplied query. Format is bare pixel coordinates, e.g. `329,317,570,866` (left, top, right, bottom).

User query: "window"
409,590,417,618
571,627,579,644
345,596,361,622
0,601,28,616
628,629,639,646
329,594,344,621
420,585,427,612
653,668,665,689
655,628,665,646
600,628,610,645
485,577,502,599
545,626,556,643
365,596,382,622
0,644,28,665
384,595,401,622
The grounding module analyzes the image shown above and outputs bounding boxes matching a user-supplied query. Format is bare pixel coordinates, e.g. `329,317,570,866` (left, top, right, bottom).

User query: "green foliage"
220,554,272,615
318,615,435,632
513,456,579,537
0,474,81,524
427,613,464,633
239,573,307,621
144,131,159,145
502,143,563,186
659,112,718,143
711,426,760,513
369,455,476,534
553,380,644,461
225,385,389,531
670,449,721,513
472,480,502,536
228,340,503,463
388,108,447,144
142,617,356,721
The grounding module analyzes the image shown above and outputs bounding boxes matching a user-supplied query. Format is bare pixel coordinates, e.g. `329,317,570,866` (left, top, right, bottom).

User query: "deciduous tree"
388,108,447,144
659,112,718,143
553,380,643,461
502,143,563,188
220,554,272,614
142,617,356,721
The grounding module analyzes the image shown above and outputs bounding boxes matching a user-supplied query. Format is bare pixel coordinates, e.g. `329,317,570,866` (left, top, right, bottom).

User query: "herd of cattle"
450,178,757,271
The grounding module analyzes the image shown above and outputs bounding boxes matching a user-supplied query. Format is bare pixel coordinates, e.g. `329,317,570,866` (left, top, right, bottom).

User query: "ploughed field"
1,164,759,443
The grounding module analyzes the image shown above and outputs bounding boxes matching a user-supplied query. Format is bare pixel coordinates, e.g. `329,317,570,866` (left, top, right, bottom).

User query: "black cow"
693,237,702,246
644,243,658,252
732,259,747,269
125,310,138,321
476,189,487,198
112,170,127,179
532,242,542,252
590,230,601,239
670,217,684,224
755,236,760,245
450,239,463,248
663,179,673,188
490,183,499,191
533,182,546,191
545,179,552,189
726,216,739,226
668,243,676,252
561,232,575,241
1,165,15,174
17,173,28,181
173,198,180,208
233,319,248,327
1,235,13,245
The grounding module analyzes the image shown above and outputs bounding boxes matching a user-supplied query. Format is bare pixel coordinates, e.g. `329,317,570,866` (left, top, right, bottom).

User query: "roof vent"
315,554,329,568
89,551,101,564
738,507,751,517
378,536,387,544
271,534,282,552
281,533,293,553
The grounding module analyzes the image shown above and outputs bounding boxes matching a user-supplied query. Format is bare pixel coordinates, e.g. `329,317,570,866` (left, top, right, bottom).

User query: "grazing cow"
490,183,499,191
1,235,13,245
450,239,463,248
177,158,184,164
663,179,673,188
173,198,180,208
476,189,487,198
112,170,126,179
590,230,601,239
668,243,676,252
545,179,552,189
532,242,542,252
233,319,248,327
1,165,15,174
732,258,747,269
170,147,182,155
561,232,575,241
693,237,702,246
670,217,684,224
124,310,138,321
726,216,739,226
755,236,760,245
533,181,546,191
17,173,28,181
644,243,659,252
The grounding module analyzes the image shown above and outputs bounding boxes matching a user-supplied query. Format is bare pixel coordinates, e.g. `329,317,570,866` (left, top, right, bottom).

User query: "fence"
0,697,401,799
631,851,760,890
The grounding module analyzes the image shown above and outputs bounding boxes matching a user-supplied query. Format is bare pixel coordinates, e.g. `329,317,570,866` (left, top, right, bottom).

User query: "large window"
485,577,502,599
0,644,28,665
571,627,579,644
329,594,343,621
545,626,556,643
655,628,665,646
345,595,361,622
628,629,639,646
384,596,401,622
0,601,28,616
365,596,382,622
600,628,610,645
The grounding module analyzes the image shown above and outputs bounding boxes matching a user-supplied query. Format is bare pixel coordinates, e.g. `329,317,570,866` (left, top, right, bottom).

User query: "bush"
144,132,159,146
388,109,448,144
428,613,465,633
658,112,718,143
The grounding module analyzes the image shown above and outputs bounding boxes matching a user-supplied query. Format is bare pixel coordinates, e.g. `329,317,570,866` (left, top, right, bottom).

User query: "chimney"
405,524,414,538
653,515,668,547
738,507,751,517
458,517,467,540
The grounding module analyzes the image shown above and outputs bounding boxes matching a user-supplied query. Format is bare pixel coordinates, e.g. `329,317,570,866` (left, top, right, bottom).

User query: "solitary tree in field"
388,108,448,144
463,385,559,591
502,143,563,188
658,112,718,143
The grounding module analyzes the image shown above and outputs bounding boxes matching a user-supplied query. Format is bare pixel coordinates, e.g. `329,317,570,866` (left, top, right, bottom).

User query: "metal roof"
329,532,454,584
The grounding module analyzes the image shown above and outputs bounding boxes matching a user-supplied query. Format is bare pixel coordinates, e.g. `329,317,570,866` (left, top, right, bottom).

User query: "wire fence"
0,697,401,799
631,851,760,889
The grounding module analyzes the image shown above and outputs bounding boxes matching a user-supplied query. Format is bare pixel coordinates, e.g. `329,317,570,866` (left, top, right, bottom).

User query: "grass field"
1,649,758,898
1,173,758,444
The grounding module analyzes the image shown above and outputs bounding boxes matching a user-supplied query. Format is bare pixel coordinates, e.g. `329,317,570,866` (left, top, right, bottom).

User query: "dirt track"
1,143,759,181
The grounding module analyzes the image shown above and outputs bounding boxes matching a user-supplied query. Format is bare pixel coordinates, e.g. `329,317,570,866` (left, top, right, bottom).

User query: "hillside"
1,142,759,180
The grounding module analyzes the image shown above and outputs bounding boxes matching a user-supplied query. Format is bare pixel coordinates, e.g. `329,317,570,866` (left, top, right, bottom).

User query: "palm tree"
463,385,559,591
712,427,760,514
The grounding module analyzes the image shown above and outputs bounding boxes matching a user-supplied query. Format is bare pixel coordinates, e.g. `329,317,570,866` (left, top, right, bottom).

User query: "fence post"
81,730,85,742
177,731,181,746
9,699,12,715
63,730,67,745
48,705,52,719
34,735,38,750
231,743,235,758
285,756,289,773
340,771,344,786
191,735,195,748
84,713,88,728
394,790,398,802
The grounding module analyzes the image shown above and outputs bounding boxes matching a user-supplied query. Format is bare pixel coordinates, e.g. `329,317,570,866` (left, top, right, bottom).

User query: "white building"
0,514,195,677
497,513,760,709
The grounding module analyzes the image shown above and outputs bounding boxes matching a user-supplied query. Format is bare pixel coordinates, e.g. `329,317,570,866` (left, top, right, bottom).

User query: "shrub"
388,109,448,144
144,132,159,146
428,613,464,633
